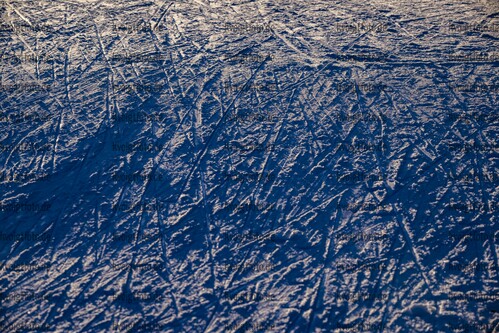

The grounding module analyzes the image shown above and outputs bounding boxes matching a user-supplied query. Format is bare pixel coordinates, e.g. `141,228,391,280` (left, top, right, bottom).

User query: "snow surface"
0,0,498,332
